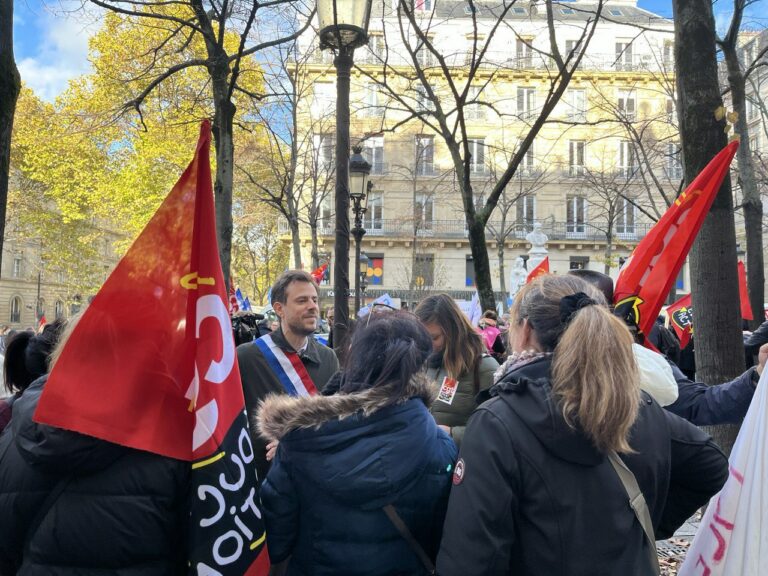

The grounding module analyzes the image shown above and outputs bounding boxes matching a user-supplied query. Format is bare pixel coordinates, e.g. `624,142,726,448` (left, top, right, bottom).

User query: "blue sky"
11,0,765,101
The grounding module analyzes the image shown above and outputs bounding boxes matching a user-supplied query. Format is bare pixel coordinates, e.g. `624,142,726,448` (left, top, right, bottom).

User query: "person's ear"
273,301,284,319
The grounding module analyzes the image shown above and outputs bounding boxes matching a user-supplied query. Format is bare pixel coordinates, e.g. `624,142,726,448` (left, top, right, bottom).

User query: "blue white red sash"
254,334,318,397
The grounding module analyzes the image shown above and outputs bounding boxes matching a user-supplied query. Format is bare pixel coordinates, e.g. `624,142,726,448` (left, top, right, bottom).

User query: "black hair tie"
559,292,597,325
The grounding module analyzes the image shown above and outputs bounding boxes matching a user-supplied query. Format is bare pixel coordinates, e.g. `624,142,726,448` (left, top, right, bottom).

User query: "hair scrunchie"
559,292,597,325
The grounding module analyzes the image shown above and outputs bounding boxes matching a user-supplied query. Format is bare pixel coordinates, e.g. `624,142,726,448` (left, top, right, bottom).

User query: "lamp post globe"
319,0,374,357
317,0,373,50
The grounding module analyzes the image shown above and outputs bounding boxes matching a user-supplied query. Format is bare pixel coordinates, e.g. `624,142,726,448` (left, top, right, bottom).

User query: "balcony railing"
278,219,654,242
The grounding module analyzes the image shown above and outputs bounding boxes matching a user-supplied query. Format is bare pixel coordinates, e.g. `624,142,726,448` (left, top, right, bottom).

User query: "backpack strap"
383,504,436,575
607,451,661,576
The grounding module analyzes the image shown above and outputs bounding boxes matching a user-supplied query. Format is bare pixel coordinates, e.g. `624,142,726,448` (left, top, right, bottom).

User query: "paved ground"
657,516,701,575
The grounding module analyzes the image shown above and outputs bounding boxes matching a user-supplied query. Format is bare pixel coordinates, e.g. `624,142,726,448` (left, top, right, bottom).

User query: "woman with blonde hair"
437,274,728,576
415,294,498,447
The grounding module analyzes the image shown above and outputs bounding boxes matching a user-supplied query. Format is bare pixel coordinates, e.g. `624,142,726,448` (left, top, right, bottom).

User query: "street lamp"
317,0,373,356
350,153,371,313
359,251,370,309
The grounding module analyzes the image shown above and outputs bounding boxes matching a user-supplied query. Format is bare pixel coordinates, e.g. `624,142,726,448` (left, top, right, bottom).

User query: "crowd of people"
0,267,765,575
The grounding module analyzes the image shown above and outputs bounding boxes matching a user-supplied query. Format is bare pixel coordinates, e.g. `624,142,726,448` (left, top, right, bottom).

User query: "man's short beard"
286,319,316,337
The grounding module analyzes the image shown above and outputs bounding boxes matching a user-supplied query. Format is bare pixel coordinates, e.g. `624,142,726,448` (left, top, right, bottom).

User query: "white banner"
678,369,768,575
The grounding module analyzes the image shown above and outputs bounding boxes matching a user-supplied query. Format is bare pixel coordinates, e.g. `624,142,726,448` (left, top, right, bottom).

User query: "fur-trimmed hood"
255,376,449,508
257,375,436,443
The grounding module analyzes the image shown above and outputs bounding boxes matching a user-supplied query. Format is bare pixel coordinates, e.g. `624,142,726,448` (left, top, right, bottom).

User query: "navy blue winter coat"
257,377,456,576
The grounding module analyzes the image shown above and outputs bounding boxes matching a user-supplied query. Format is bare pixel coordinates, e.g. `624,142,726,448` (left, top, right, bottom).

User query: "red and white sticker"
437,376,459,405
453,458,465,485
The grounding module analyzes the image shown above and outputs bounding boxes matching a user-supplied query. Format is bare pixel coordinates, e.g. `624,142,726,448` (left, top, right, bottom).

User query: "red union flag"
738,261,753,321
667,293,694,350
613,141,739,342
34,121,269,575
310,262,328,284
526,256,550,283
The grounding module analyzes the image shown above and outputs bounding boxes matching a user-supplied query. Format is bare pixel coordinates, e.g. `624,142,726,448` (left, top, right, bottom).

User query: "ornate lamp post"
358,251,370,310
349,151,371,312
317,0,373,355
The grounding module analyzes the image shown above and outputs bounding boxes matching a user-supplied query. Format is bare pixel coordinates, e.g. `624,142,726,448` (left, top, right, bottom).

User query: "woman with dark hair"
258,311,456,576
415,294,498,446
0,321,65,433
437,275,729,576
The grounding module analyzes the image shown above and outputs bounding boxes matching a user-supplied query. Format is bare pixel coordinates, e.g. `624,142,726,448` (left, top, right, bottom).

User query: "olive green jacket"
427,354,499,447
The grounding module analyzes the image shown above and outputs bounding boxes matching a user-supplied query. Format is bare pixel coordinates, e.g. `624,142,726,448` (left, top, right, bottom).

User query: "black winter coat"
436,357,729,576
0,376,189,576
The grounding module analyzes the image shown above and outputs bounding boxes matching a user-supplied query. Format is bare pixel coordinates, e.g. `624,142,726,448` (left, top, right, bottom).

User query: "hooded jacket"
436,357,728,576
0,376,188,576
258,376,457,576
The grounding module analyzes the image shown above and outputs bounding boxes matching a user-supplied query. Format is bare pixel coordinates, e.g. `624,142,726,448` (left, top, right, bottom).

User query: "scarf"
493,349,552,384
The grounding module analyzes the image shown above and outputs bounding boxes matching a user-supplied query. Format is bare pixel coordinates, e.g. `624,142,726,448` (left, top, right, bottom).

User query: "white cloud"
17,4,103,101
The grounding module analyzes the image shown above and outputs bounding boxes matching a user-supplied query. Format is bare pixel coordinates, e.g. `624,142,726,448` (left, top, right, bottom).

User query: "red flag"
230,285,239,314
738,261,753,321
34,121,269,574
311,262,328,284
37,314,46,332
613,141,739,342
667,293,694,350
526,257,549,283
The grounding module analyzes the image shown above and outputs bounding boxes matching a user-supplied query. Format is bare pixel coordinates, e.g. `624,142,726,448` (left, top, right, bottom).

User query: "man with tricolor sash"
237,270,339,480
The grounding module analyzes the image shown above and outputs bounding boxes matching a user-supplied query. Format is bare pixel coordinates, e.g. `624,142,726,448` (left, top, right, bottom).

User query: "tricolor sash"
254,334,318,397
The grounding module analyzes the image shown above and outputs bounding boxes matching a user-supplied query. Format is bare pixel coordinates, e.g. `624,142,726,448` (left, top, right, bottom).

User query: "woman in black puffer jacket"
0,327,188,575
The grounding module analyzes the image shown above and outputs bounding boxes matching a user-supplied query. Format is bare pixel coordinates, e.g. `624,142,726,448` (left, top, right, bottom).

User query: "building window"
55,299,65,320
468,138,486,174
465,86,485,120
516,38,534,68
566,196,587,237
415,37,435,67
565,89,586,121
565,39,582,57
12,256,21,279
363,136,385,174
746,97,758,121
364,192,384,232
616,198,636,237
617,89,636,121
609,8,623,16
517,87,536,120
561,7,575,15
520,143,535,176
414,87,432,113
570,256,590,270
368,255,384,286
415,135,435,175
618,140,637,178
465,256,476,287
9,296,21,323
414,0,432,11
366,33,384,62
366,83,385,117
414,254,435,287
313,134,334,171
667,142,683,179
666,98,676,124
569,140,586,176
515,195,536,237
663,40,674,68
615,40,634,71
414,193,434,231
317,196,334,233
311,82,335,115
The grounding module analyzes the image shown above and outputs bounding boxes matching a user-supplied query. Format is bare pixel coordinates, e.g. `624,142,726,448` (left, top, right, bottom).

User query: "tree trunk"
0,0,20,278
468,217,495,312
211,56,235,290
673,0,745,453
497,241,507,311
722,46,764,330
310,227,320,271
604,235,613,276
290,218,302,269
